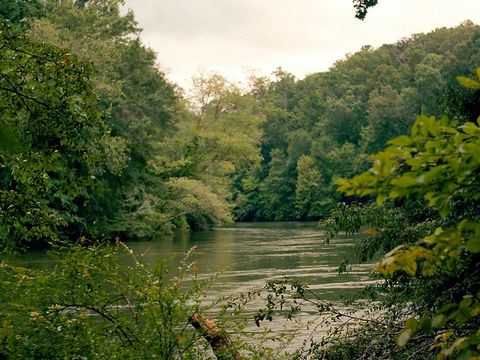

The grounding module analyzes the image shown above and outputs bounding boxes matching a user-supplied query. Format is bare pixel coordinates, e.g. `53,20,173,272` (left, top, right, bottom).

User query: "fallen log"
189,312,240,360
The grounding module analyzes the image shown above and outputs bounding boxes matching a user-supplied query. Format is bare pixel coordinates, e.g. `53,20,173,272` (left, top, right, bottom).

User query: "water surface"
2,222,375,352
126,222,372,302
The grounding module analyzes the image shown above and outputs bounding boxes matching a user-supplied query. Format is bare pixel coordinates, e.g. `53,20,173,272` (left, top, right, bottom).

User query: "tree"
233,23,480,222
353,0,379,20
414,54,446,114
257,149,296,220
334,72,480,358
360,85,408,152
295,155,327,219
25,0,186,239
152,73,264,230
0,0,45,25
0,22,123,251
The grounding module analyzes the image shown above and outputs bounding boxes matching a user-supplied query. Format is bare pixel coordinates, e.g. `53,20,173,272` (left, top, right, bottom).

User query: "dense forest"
1,0,480,359
0,0,263,252
2,0,480,251
231,23,480,221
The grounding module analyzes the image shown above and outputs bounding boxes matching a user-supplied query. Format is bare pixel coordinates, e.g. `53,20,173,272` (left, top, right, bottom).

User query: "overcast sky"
122,0,480,90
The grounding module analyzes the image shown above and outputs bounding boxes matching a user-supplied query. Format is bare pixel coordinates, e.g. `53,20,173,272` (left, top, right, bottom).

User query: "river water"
2,222,375,354
132,222,375,353
125,222,373,300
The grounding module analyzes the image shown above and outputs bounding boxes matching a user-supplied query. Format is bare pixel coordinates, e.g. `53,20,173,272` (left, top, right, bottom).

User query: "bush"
0,243,223,359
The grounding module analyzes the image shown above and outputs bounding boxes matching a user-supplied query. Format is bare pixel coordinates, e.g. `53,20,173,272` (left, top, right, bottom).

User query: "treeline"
232,21,480,221
2,1,480,358
0,0,265,252
2,0,480,253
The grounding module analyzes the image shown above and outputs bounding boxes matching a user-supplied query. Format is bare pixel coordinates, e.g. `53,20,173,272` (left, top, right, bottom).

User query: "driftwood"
189,312,240,360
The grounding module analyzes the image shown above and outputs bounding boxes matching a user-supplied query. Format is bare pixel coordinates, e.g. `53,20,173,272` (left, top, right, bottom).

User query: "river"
132,222,375,353
125,222,373,299
2,222,375,354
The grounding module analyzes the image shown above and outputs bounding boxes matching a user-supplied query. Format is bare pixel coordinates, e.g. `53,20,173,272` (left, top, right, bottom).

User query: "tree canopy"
353,0,379,20
231,22,480,223
0,0,264,250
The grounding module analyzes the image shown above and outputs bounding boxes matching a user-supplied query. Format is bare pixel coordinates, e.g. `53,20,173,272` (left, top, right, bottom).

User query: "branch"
0,79,51,109
188,312,240,360
303,288,387,327
52,303,137,346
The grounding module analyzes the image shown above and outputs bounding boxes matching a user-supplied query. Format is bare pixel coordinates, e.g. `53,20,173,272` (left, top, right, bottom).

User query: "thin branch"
0,78,51,109
303,288,387,327
53,303,136,346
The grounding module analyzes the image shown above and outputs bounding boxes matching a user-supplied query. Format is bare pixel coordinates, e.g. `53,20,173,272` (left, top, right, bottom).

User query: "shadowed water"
127,222,372,301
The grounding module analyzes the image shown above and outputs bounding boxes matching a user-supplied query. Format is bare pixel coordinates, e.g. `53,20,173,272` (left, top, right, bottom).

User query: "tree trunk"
189,312,240,360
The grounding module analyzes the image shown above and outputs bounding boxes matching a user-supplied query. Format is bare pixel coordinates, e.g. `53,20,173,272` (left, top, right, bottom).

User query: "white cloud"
123,0,480,89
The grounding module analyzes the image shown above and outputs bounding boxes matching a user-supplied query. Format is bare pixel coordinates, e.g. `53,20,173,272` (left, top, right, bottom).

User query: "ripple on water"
3,222,375,353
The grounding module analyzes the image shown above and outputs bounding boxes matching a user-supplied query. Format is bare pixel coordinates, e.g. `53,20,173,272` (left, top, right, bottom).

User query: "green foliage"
337,113,480,218
160,73,264,228
332,72,480,358
257,149,297,220
0,0,45,26
0,244,300,359
0,0,266,249
3,0,477,243
0,244,220,359
256,87,480,356
166,177,232,231
0,22,121,252
0,123,22,154
233,23,480,222
353,0,379,20
3,1,480,358
295,155,329,219
25,0,182,238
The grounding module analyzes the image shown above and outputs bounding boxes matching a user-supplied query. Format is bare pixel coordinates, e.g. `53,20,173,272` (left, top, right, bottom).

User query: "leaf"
458,122,479,135
335,178,351,192
376,193,386,206
466,237,480,253
404,318,419,332
0,124,23,154
397,328,412,347
391,175,418,188
388,135,412,146
404,257,417,276
457,76,480,89
431,314,444,328
459,296,473,309
411,115,439,137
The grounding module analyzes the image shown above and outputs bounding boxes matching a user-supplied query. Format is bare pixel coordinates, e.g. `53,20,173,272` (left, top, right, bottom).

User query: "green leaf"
459,296,473,309
335,178,351,189
456,76,480,89
376,193,386,206
458,122,479,135
388,135,412,146
404,318,419,332
0,124,23,154
431,314,444,328
391,175,417,188
466,237,480,253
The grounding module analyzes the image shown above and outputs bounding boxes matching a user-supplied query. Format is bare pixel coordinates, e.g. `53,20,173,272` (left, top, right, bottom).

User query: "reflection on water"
2,222,372,299
126,222,372,302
